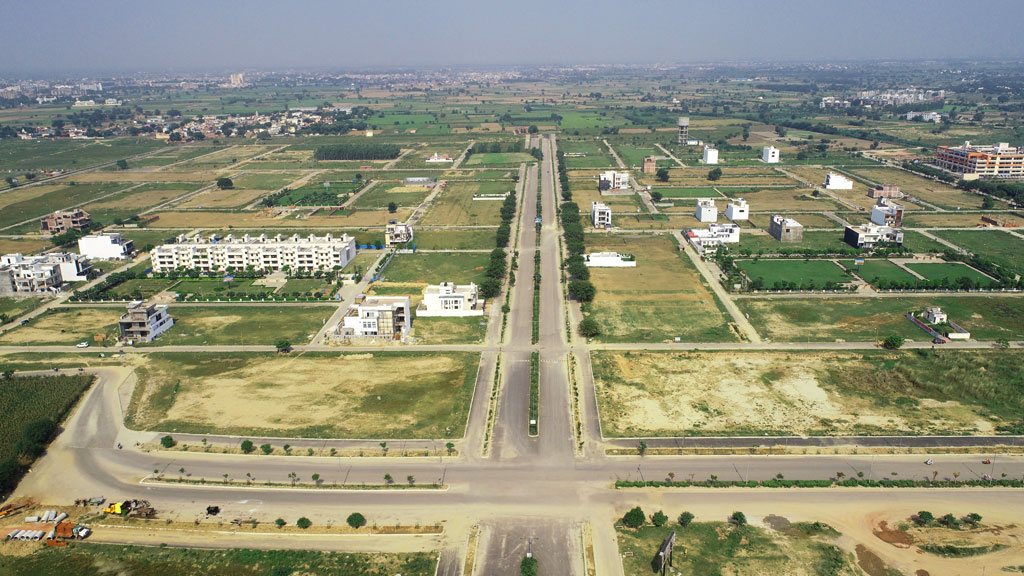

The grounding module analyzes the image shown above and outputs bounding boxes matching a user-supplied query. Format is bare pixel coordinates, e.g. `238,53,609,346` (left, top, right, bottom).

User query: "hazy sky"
2,0,1023,74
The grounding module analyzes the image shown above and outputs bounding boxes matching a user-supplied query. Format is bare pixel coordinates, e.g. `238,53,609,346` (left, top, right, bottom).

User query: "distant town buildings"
229,73,245,87
0,253,91,296
151,233,356,273
906,111,942,123
642,156,657,174
425,152,453,163
702,146,719,165
677,117,689,145
598,170,630,191
685,223,740,256
591,201,612,228
385,220,414,248
858,88,944,107
583,252,637,267
78,233,135,260
762,146,780,163
342,295,410,340
824,172,853,190
843,224,903,249
695,199,718,223
819,96,852,109
868,184,903,199
768,215,803,242
725,199,749,221
934,141,1024,180
119,301,173,343
418,282,483,317
870,198,904,228
41,209,91,235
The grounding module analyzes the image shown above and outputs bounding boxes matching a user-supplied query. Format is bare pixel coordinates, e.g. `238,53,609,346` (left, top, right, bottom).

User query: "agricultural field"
616,521,860,576
0,374,94,466
125,351,481,438
559,140,618,169
0,543,438,576
932,229,1024,277
594,349,1024,437
840,259,919,285
0,137,165,173
85,182,197,219
411,228,498,250
145,207,413,228
649,186,724,199
737,295,1024,342
636,166,796,188
583,234,736,342
352,181,433,209
381,252,490,285
0,181,125,229
905,262,997,286
418,181,509,226
146,306,329,346
0,307,121,346
269,178,363,206
737,259,852,287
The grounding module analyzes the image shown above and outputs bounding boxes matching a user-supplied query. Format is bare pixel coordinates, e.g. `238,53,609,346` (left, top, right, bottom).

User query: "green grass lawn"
0,297,43,321
463,152,537,167
414,316,487,344
353,181,432,208
734,231,857,255
738,295,1024,341
932,229,1024,277
148,306,328,346
412,228,498,250
100,277,178,299
280,278,338,297
737,259,851,287
0,543,437,576
905,262,997,286
382,252,489,285
171,278,276,299
840,259,918,286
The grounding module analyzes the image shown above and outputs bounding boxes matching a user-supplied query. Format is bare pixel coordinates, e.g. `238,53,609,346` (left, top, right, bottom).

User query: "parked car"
76,342,90,348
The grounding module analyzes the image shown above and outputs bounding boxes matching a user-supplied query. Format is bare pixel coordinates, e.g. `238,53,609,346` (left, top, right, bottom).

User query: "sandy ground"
74,171,219,182
177,187,270,208
593,351,996,437
0,308,120,345
145,208,414,228
88,187,190,211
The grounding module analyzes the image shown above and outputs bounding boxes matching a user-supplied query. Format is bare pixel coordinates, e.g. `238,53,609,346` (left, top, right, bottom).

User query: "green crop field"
737,259,851,287
649,186,722,198
905,262,997,286
0,181,125,228
382,252,490,285
840,259,918,285
0,138,165,173
933,229,1024,277
0,374,93,465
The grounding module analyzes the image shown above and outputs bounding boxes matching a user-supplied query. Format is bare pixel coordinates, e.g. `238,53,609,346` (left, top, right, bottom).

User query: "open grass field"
850,166,985,210
177,186,267,209
745,211,843,228
737,295,1024,342
901,211,1024,228
0,138,165,172
905,262,997,286
382,252,489,285
412,228,498,249
737,259,852,287
85,182,195,216
594,349,1024,436
840,259,919,285
584,234,736,342
0,374,94,464
932,229,1024,277
0,542,437,576
0,297,43,321
145,207,414,228
734,230,854,255
649,186,724,199
166,144,274,171
723,187,844,211
171,278,277,299
462,151,536,167
413,315,487,344
0,181,124,228
147,306,328,346
637,166,796,188
0,308,121,346
0,236,49,256
126,351,480,438
353,181,432,209
559,140,618,168
99,277,177,299
419,181,506,226
616,521,860,576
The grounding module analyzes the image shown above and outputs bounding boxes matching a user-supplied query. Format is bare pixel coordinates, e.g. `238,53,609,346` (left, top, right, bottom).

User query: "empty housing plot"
559,140,617,168
721,187,844,211
737,259,851,288
839,259,919,285
147,306,329,346
905,262,996,286
354,181,433,209
850,166,985,209
737,295,1024,342
584,234,736,342
382,252,490,285
0,308,121,346
126,351,481,438
593,350,1024,437
933,229,1024,277
412,228,498,249
419,181,508,226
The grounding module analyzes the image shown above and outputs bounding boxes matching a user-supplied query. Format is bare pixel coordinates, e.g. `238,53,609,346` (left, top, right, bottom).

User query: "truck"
103,499,155,518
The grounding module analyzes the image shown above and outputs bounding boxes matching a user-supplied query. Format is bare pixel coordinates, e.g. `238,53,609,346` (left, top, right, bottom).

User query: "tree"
260,443,273,455
707,167,723,181
679,511,695,527
296,517,312,529
384,473,393,484
240,440,254,453
275,518,286,528
966,512,982,524
387,201,398,213
622,506,646,528
568,279,596,302
578,317,600,338
116,159,128,170
655,167,670,182
445,442,455,456
730,511,747,526
160,435,176,449
312,473,320,484
650,190,663,202
347,512,367,528
981,196,995,209
520,556,538,576
407,474,415,485
275,339,291,353
527,125,539,134
882,335,904,349
652,511,668,527
637,440,647,456
216,177,234,190
479,277,501,299
916,511,934,525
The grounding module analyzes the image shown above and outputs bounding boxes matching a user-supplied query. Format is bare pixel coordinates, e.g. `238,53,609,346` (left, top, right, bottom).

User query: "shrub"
578,317,601,338
679,511,694,527
260,443,273,455
916,511,934,525
275,518,286,528
622,506,646,528
160,435,176,449
652,511,668,527
296,517,312,529
240,440,254,453
346,512,366,529
882,335,904,349
730,511,747,525
520,556,538,576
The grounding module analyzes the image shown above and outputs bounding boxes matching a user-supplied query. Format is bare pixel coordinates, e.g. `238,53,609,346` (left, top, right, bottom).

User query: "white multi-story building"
685,223,741,255
695,199,718,223
583,252,637,267
702,146,719,165
923,307,948,324
870,198,904,227
119,301,174,343
762,146,780,163
385,220,414,248
824,172,853,190
725,199,749,221
418,282,483,317
591,202,612,228
934,141,1024,180
843,224,903,249
906,111,942,123
78,233,135,260
0,253,91,296
341,295,410,340
151,233,356,273
598,170,630,191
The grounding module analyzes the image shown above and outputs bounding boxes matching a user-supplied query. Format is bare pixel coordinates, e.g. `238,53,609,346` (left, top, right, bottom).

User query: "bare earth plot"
850,166,985,210
584,234,736,342
126,351,481,439
593,350,1023,437
419,181,505,226
0,308,121,346
146,207,413,228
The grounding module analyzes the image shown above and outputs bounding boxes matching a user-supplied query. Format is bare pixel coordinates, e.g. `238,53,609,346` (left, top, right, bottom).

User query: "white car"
76,342,90,348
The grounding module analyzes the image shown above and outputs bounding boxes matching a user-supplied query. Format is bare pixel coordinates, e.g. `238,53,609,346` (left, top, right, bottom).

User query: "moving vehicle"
76,342,89,348
983,459,992,464
924,459,934,465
